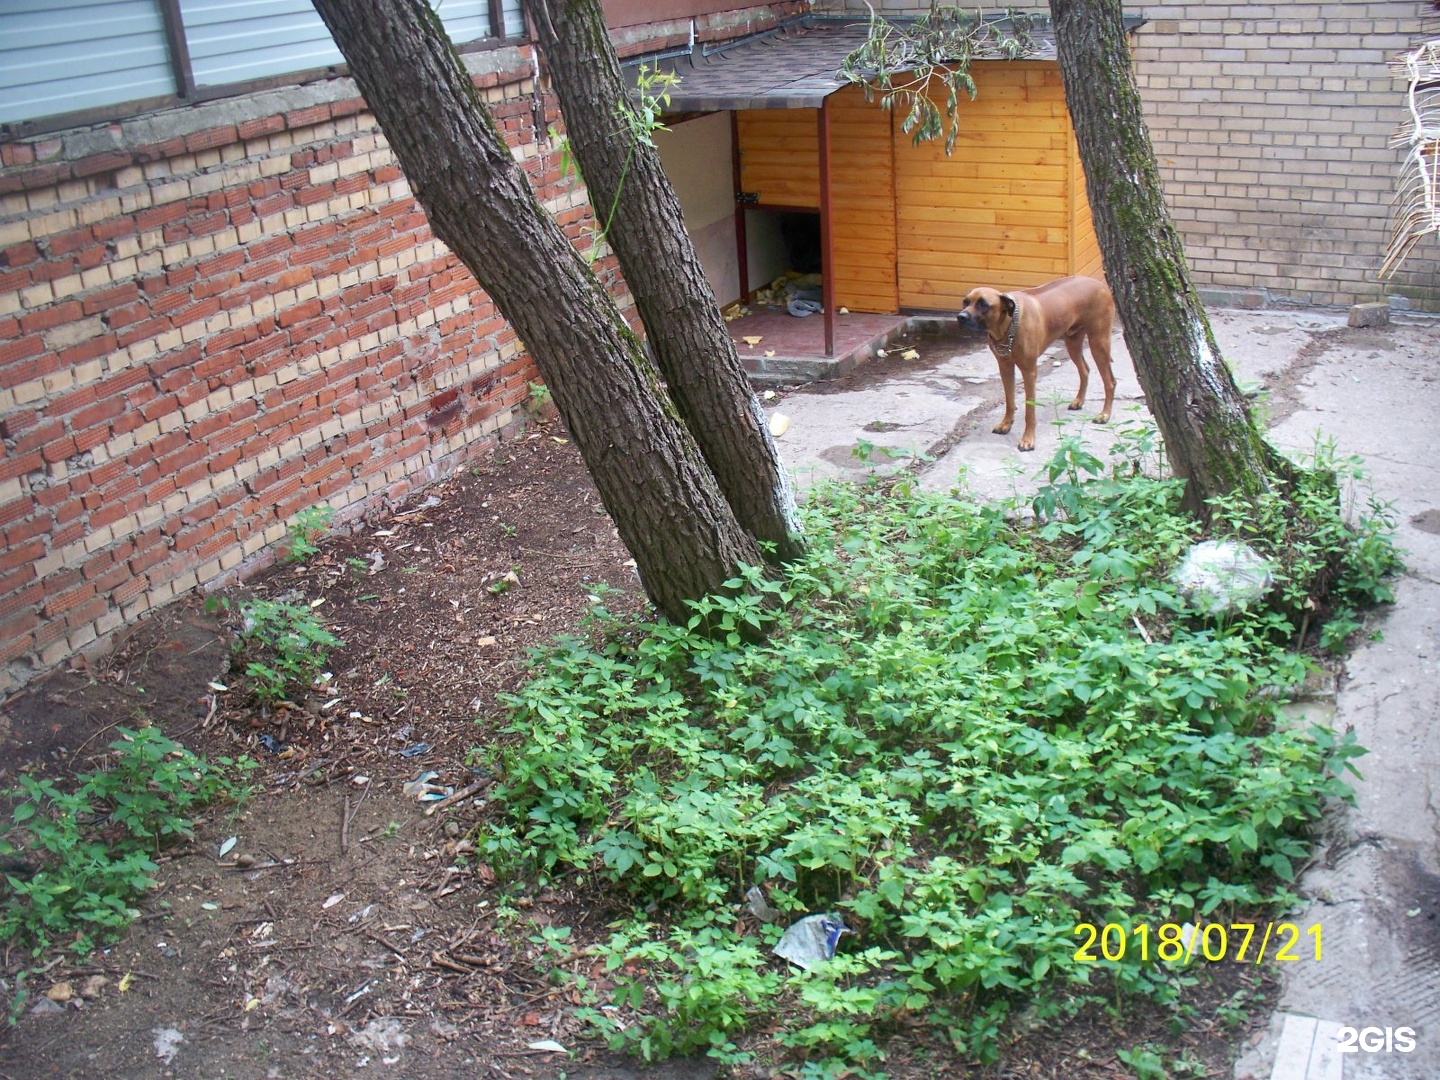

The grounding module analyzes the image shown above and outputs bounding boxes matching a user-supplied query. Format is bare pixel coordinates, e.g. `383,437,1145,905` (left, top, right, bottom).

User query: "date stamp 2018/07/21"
1072,921,1321,964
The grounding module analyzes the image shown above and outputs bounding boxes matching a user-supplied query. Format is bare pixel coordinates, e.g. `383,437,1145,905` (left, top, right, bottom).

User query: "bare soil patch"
1,419,1278,1079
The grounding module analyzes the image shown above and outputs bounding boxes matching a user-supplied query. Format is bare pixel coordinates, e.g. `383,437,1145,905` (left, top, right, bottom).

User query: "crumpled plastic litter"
746,886,783,924
773,913,850,971
1171,539,1275,615
402,770,451,801
788,298,823,318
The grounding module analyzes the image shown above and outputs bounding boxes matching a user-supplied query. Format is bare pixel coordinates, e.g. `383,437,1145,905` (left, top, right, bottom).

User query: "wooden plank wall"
826,85,898,314
1070,131,1104,280
894,61,1074,310
736,108,819,209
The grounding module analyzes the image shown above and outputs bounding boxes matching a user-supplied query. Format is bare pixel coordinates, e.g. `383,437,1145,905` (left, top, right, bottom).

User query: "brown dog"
957,276,1117,451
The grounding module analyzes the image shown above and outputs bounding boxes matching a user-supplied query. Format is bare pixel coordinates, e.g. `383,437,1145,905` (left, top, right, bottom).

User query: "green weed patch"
475,432,1396,1073
0,727,252,961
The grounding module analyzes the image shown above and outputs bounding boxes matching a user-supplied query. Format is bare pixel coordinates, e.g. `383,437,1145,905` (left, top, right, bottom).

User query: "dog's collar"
991,302,1019,358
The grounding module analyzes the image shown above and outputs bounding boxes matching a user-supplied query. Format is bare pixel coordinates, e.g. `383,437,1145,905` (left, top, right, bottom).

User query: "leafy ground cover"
476,427,1398,1076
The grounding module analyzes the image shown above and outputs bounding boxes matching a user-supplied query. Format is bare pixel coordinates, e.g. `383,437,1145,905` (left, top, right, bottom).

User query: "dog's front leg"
1017,362,1039,452
993,355,1017,435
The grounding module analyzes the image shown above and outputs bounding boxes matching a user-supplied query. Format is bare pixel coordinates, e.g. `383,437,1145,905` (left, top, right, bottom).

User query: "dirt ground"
0,392,1283,1079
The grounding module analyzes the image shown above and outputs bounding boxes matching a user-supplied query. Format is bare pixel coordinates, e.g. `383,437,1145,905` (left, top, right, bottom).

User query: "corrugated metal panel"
0,0,174,125
181,0,500,87
2,0,506,128
502,0,524,39
180,0,344,87
436,0,493,44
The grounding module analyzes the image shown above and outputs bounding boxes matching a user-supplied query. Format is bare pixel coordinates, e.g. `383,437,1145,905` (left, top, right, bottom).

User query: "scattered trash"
29,997,62,1016
152,1027,185,1065
352,774,370,786
349,1016,409,1057
527,1039,568,1054
900,348,920,361
762,390,776,401
206,681,227,692
787,298,822,318
773,913,850,971
322,892,346,910
403,770,452,801
258,734,285,754
399,742,430,759
769,413,791,438
366,549,386,573
1171,539,1275,615
746,886,783,924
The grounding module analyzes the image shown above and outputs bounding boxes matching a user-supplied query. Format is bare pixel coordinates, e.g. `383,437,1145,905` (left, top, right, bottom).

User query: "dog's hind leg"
1087,319,1117,424
1063,331,1090,411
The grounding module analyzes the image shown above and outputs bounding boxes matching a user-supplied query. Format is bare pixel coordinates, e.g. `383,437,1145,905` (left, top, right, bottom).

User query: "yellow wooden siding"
825,85,898,313
737,109,819,209
895,61,1075,310
1069,131,1104,280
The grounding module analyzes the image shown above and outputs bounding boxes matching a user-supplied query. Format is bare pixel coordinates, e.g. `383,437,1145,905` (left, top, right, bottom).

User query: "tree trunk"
521,0,804,563
312,0,765,622
1049,0,1294,516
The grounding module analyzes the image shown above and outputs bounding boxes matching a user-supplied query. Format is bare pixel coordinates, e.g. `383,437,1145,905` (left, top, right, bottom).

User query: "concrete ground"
765,305,1440,1080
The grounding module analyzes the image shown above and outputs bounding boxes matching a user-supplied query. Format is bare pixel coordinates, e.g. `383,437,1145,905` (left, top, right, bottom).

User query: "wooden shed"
646,17,1114,354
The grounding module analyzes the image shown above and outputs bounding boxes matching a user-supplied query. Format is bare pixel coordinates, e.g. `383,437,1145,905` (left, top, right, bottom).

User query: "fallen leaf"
45,982,72,1003
769,413,791,438
477,636,497,647
118,972,134,993
322,893,346,909
527,1039,568,1053
742,335,763,346
522,1012,542,1026
764,349,775,357
900,348,920,361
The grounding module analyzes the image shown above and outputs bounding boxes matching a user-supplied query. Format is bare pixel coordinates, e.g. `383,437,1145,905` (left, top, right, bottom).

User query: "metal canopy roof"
639,16,1062,113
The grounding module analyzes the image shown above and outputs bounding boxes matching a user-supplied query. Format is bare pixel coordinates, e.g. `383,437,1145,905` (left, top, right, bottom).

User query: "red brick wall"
0,50,625,691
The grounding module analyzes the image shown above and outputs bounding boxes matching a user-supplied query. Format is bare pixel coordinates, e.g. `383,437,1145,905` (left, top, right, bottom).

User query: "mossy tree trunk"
312,0,765,622
1050,0,1294,516
522,0,804,563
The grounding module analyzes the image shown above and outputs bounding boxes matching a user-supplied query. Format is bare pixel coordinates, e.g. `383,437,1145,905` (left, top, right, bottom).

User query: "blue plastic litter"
773,913,850,970
787,298,823,318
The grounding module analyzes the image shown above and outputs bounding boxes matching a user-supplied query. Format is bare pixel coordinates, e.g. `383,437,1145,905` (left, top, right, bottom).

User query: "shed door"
736,92,899,315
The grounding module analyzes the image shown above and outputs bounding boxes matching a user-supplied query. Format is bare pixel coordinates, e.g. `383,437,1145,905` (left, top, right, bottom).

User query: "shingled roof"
633,15,1060,113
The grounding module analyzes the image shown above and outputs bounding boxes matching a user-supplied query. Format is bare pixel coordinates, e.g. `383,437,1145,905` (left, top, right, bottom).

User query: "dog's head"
957,288,1016,335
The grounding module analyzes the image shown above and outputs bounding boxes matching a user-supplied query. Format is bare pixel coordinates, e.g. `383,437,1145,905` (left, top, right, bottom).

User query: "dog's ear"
1000,294,1017,318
